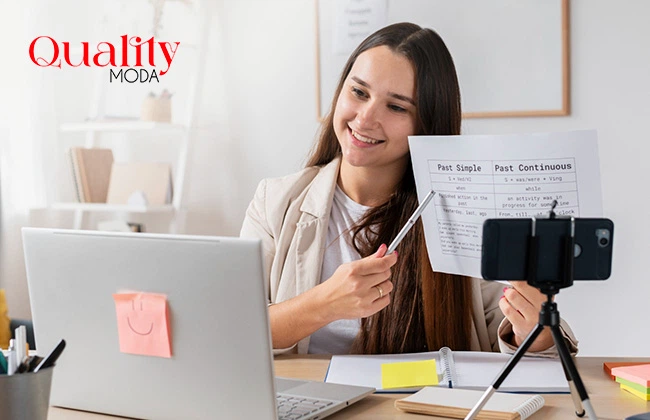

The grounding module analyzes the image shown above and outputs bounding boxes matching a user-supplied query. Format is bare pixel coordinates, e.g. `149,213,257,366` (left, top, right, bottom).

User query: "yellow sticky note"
113,292,172,358
620,383,650,401
381,359,439,389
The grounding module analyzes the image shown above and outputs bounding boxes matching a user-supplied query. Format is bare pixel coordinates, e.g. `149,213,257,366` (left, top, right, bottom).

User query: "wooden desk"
273,355,650,420
48,356,650,419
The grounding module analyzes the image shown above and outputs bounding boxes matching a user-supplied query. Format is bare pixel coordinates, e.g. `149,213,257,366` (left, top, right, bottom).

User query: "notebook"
23,228,374,420
326,346,569,393
70,147,114,203
395,386,545,420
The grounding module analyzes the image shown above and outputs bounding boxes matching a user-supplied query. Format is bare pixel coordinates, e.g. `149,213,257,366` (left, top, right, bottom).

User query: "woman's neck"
338,160,407,207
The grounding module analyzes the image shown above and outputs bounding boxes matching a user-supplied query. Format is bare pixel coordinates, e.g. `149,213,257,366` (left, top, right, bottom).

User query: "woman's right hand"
316,243,398,322
268,243,398,350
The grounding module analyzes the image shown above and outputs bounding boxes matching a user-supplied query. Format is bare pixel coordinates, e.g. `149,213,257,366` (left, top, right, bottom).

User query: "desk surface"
48,356,650,419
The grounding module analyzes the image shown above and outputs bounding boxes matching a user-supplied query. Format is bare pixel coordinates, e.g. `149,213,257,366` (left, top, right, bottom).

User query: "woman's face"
333,45,417,173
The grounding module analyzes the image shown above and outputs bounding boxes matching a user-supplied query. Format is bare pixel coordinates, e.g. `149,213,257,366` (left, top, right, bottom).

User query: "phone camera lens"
596,228,611,248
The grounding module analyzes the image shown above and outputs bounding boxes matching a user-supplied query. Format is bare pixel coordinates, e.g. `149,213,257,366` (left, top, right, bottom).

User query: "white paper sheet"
408,130,603,278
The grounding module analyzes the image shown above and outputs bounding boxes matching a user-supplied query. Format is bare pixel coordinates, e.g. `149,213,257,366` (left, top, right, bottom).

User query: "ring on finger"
374,285,384,299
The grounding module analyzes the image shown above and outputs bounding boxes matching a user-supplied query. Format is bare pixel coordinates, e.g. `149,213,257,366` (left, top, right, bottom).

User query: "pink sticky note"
113,293,172,358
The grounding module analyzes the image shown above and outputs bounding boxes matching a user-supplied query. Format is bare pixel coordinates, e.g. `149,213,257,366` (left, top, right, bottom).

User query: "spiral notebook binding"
438,346,456,387
513,395,545,419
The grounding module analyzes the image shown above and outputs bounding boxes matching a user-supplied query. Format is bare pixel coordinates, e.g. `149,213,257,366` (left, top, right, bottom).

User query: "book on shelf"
106,162,173,206
69,148,85,202
395,386,545,420
69,147,114,203
325,347,569,393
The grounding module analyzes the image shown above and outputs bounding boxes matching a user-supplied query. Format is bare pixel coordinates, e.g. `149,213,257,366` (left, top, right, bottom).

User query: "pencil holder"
0,367,54,420
140,96,172,123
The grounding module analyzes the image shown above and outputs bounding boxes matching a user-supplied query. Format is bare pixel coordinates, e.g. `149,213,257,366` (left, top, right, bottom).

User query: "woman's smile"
349,127,385,147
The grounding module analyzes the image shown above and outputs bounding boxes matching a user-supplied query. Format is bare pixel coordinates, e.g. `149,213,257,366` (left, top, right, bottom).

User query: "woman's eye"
389,104,407,113
351,87,367,98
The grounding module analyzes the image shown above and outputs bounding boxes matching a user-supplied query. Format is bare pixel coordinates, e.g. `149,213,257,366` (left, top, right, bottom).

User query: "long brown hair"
307,22,473,354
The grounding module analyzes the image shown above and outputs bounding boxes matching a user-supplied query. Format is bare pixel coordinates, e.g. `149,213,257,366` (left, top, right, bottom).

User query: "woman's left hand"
499,281,554,353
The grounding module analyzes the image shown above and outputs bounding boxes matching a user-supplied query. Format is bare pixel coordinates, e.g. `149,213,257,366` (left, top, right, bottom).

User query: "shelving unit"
60,121,188,132
50,203,175,213
45,0,210,234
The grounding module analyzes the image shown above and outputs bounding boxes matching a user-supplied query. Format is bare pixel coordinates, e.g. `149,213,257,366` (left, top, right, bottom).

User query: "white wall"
214,0,321,231
217,0,650,356
2,0,648,356
464,1,650,357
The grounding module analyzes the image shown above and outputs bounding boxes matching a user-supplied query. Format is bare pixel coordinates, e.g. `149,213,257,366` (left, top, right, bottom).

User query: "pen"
386,190,436,254
17,356,33,374
7,339,16,376
34,339,66,373
27,356,43,373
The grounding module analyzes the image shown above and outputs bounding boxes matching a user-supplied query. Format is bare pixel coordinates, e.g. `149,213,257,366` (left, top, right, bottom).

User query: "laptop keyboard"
276,394,335,420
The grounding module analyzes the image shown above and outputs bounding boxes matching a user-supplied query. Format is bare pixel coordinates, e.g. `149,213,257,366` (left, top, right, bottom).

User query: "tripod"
465,212,598,420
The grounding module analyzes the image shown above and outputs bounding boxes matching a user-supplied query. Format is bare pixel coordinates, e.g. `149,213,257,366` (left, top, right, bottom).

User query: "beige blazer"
240,158,578,356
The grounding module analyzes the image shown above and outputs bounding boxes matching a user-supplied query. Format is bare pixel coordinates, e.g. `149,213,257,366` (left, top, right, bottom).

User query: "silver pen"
386,190,436,254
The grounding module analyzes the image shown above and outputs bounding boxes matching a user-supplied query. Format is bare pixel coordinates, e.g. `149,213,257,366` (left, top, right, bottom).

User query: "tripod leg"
550,325,598,420
464,323,545,420
559,354,586,417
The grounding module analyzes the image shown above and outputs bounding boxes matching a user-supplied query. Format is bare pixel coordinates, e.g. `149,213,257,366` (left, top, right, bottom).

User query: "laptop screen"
23,228,278,419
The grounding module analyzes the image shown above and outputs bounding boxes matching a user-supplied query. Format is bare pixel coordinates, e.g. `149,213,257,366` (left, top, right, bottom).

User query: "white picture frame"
315,0,570,120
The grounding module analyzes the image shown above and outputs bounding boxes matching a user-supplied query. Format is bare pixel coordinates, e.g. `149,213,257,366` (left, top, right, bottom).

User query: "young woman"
241,22,577,356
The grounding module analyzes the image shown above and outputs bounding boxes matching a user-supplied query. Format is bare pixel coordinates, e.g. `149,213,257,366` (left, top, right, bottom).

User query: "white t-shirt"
308,185,371,354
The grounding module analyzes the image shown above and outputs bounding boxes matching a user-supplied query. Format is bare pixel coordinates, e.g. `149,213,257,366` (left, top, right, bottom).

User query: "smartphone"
481,218,614,282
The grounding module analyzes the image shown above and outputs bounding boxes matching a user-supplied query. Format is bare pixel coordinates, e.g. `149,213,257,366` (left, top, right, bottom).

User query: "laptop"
22,228,374,420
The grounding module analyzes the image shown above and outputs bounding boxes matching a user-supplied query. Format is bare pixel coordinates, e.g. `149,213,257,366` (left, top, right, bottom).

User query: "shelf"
49,203,175,213
60,121,187,132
